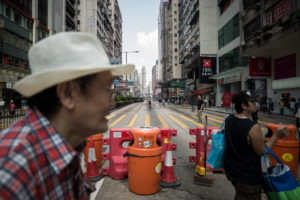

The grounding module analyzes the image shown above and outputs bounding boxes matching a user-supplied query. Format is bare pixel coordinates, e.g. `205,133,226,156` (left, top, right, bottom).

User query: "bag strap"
265,146,282,164
263,151,276,192
220,114,229,130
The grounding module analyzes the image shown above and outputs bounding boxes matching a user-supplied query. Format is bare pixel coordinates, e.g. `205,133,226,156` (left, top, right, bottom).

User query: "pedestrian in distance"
197,95,204,122
268,98,274,115
289,97,296,116
0,98,5,116
224,90,289,200
279,99,285,116
162,98,165,107
8,99,15,117
0,32,134,199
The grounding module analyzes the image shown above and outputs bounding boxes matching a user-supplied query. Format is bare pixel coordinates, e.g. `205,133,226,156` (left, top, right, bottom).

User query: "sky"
118,0,161,85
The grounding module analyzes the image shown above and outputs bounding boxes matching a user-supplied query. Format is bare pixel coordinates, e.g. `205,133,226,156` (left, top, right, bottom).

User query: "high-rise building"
0,0,80,103
141,66,146,96
210,0,250,106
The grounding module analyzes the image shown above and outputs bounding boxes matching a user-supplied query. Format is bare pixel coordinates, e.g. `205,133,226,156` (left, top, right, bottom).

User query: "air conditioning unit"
241,41,246,46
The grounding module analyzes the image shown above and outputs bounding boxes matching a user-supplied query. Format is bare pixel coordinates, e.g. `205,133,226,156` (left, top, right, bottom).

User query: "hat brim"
248,93,262,101
13,63,134,97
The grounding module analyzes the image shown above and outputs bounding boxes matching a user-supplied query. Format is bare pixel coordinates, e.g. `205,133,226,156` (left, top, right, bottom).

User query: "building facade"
178,0,218,102
239,0,300,113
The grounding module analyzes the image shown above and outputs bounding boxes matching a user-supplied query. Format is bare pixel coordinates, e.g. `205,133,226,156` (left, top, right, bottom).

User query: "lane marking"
106,113,116,119
190,115,221,127
128,114,138,127
90,178,104,200
157,114,169,127
168,115,188,128
109,114,126,127
179,115,203,127
145,114,151,127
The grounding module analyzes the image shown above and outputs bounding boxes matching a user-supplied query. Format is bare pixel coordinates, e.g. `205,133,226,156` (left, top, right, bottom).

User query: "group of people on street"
0,98,16,117
0,31,297,200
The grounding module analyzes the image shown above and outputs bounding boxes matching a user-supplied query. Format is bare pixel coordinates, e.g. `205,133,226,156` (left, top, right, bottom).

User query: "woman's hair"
232,91,250,114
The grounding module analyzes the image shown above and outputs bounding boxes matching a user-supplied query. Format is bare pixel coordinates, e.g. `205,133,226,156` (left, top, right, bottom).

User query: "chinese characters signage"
199,57,216,84
249,58,271,77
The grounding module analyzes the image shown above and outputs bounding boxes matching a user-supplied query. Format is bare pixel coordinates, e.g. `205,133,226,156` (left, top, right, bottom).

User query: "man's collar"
27,108,78,174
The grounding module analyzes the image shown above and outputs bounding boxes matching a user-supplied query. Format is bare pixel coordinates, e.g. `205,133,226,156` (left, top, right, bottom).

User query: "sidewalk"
169,104,296,125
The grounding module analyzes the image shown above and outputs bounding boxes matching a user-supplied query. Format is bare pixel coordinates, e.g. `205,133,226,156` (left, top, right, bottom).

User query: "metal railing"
0,108,27,131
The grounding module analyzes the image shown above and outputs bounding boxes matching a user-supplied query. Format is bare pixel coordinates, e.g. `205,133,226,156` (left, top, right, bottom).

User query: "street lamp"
122,51,139,95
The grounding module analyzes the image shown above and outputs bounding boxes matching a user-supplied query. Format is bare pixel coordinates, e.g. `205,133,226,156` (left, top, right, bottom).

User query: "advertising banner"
249,58,271,77
199,57,216,84
274,54,296,80
222,92,233,107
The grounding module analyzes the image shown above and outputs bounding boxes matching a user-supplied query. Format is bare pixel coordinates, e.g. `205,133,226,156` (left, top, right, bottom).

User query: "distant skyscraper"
142,66,146,96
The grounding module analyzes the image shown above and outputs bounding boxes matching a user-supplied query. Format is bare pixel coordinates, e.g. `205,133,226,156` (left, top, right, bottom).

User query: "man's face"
73,71,115,135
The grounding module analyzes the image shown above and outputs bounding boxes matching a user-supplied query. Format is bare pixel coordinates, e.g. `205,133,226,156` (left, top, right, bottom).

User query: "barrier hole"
122,141,131,148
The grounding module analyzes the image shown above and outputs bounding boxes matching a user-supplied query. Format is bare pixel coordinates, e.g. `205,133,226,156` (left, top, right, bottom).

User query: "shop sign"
249,58,271,77
219,73,241,85
6,82,12,88
117,82,126,87
222,92,233,107
194,88,206,95
127,81,134,86
113,80,119,85
199,57,216,84
170,81,185,87
274,54,296,80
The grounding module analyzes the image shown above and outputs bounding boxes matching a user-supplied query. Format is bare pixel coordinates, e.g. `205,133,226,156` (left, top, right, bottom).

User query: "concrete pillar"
32,0,39,43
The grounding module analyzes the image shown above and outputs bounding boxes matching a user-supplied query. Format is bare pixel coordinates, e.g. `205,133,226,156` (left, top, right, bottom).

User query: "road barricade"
189,126,223,173
158,128,177,170
101,128,133,179
101,127,177,180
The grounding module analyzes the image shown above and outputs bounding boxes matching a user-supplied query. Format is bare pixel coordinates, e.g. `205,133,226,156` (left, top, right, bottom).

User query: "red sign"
203,59,211,68
249,58,271,77
222,92,233,107
194,88,206,95
274,54,296,80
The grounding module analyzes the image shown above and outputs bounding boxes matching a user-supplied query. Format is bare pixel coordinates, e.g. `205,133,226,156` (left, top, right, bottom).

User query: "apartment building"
79,0,114,58
0,0,79,104
178,0,217,101
210,0,250,106
240,0,300,113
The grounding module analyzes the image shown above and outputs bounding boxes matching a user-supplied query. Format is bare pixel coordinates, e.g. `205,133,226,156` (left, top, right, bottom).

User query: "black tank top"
224,114,261,184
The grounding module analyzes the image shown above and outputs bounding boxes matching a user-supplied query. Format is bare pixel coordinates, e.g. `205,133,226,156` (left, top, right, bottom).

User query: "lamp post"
122,51,139,95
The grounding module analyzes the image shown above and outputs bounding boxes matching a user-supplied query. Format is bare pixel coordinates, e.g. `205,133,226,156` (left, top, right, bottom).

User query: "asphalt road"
91,101,295,200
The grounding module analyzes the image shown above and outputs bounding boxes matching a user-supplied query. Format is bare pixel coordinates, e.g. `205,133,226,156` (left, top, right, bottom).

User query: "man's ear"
56,81,76,110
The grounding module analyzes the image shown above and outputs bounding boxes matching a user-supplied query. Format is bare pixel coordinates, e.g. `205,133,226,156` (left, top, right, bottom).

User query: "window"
174,11,177,14
218,14,239,49
219,47,249,73
5,7,11,19
174,18,177,22
15,13,22,26
174,26,177,29
174,33,177,37
174,41,177,45
174,48,178,52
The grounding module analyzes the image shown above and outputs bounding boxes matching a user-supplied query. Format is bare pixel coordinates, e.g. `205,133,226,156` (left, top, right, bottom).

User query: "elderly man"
0,32,134,199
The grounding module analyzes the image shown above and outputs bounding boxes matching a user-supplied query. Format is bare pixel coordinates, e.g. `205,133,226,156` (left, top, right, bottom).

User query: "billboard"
249,58,271,77
199,57,216,84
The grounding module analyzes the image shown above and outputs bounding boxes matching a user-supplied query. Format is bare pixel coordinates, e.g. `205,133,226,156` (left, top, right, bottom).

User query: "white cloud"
135,29,158,84
136,30,158,49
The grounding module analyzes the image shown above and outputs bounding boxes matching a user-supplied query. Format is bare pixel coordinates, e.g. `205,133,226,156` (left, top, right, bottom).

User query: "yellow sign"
164,138,169,143
282,153,293,162
155,162,161,173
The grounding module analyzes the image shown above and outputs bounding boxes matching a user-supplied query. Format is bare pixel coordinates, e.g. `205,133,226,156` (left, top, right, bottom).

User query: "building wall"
199,0,217,56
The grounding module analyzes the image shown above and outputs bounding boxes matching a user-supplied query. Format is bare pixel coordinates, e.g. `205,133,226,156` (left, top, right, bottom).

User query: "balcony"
0,41,28,61
0,16,32,41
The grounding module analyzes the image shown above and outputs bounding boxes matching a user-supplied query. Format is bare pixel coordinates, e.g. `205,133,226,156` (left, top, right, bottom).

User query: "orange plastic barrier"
84,134,103,169
266,123,299,178
127,127,162,195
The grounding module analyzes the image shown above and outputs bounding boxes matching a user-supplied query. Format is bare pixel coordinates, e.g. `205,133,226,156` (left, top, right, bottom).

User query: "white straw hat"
13,32,135,97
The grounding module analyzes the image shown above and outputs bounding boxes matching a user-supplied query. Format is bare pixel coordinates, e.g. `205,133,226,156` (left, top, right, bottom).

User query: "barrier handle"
123,152,162,158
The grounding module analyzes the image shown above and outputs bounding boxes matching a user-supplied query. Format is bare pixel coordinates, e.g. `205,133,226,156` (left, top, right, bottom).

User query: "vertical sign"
199,57,216,84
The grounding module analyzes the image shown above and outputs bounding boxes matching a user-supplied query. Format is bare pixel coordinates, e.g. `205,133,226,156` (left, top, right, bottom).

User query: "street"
93,101,296,200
